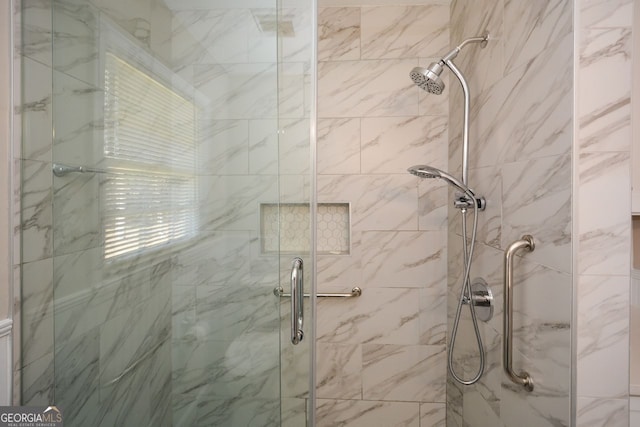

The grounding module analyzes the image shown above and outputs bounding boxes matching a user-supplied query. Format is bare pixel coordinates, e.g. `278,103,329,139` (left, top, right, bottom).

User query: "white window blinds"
103,53,198,260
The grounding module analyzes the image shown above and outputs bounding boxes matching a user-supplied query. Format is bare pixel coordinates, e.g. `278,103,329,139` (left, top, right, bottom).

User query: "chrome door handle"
503,235,535,392
290,257,304,345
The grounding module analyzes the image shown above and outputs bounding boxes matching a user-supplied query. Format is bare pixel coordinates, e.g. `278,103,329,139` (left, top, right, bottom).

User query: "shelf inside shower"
260,203,350,255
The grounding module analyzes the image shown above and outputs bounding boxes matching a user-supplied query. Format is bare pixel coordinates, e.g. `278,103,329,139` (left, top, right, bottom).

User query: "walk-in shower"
408,34,489,386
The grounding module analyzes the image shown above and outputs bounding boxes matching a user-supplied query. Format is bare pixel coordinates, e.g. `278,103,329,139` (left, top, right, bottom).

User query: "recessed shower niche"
261,203,350,255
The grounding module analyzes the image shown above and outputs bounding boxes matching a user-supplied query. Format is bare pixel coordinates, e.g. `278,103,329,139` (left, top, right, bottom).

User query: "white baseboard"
633,191,640,215
0,319,12,405
632,269,640,307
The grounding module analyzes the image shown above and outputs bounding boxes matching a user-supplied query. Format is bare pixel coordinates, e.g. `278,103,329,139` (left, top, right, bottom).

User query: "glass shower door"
42,0,315,425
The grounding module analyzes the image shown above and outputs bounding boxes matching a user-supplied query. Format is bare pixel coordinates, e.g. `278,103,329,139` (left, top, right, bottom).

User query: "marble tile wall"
19,0,54,407
18,1,179,425
575,0,633,425
15,1,634,426
162,1,314,425
19,0,315,425
448,0,574,426
316,2,449,425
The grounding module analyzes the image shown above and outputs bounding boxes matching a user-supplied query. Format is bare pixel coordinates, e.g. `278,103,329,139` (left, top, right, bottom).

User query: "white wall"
632,0,640,213
0,0,14,405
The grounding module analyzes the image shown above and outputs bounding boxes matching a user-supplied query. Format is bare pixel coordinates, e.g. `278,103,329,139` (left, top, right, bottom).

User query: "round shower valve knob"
462,277,494,322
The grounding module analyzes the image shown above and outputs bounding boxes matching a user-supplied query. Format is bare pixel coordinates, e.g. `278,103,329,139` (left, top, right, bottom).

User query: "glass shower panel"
276,1,316,425
446,1,574,426
42,0,314,425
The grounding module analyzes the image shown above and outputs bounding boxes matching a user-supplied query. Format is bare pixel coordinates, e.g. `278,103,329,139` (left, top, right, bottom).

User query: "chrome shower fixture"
410,62,445,95
408,33,490,387
410,33,489,95
407,165,467,192
408,165,486,211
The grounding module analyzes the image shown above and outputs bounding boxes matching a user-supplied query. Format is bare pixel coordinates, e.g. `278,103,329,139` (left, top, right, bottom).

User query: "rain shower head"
407,165,472,195
410,62,445,95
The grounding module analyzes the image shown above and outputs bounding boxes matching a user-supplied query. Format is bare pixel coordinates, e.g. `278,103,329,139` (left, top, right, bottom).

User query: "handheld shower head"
408,165,472,195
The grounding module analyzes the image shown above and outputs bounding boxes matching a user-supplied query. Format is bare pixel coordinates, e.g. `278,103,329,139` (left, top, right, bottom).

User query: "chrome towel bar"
274,286,362,298
53,163,108,177
503,234,535,392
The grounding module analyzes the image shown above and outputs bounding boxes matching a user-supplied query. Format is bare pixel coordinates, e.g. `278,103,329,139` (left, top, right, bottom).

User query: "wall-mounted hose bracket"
454,192,486,211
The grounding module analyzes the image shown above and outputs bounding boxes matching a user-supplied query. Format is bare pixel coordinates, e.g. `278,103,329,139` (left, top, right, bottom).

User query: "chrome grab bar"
274,286,362,298
290,257,304,345
503,234,535,392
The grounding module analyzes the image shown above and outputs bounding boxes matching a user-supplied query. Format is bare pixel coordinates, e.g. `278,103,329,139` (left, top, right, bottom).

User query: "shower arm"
441,35,489,63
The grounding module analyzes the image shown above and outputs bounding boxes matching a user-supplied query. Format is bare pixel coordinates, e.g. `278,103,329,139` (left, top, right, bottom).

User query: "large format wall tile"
579,0,633,29
578,27,632,152
472,34,573,169
52,70,103,167
316,399,420,427
574,1,632,419
420,403,446,427
197,120,249,175
22,57,52,162
361,230,445,288
317,174,418,231
197,174,278,231
419,285,446,346
248,119,278,175
418,178,447,231
89,0,152,48
21,0,53,66
316,343,362,399
502,154,571,272
315,2,450,421
577,151,630,275
21,160,52,263
53,173,100,255
318,7,360,62
318,59,418,118
362,344,446,402
171,9,276,66
317,118,361,175
450,0,504,95
20,353,54,406
577,275,629,399
194,63,278,120
52,0,100,87
360,5,449,60
449,0,578,426
317,287,420,345
503,0,573,74
21,258,53,366
280,8,313,63
576,397,629,427
361,116,447,174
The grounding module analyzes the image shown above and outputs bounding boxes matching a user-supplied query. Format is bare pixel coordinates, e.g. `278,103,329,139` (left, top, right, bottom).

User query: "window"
103,53,197,260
